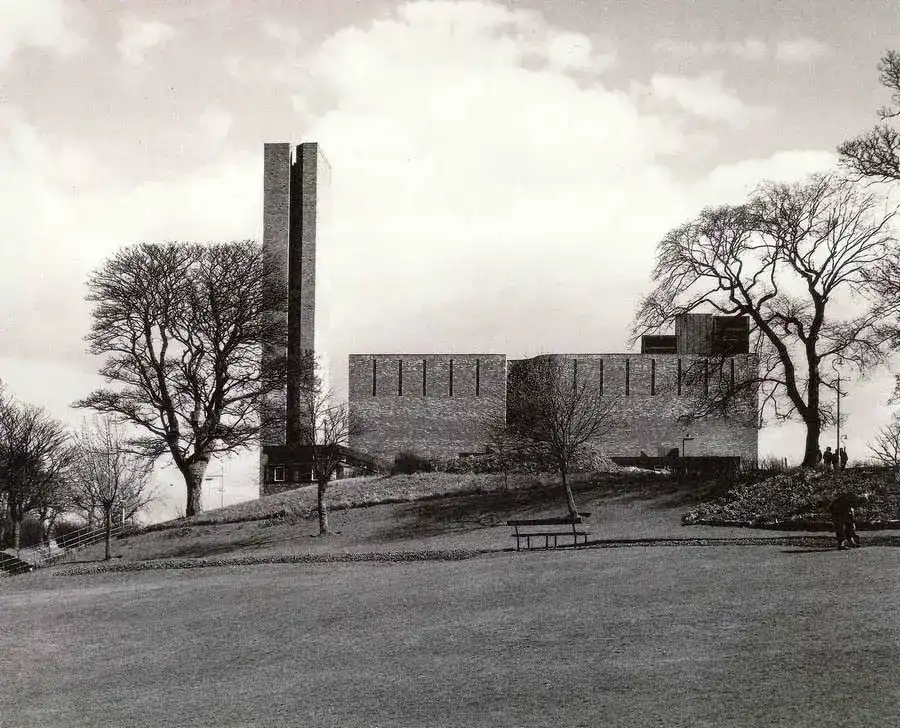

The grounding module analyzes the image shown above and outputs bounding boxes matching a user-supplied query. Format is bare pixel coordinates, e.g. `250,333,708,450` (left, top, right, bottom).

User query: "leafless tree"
31,474,73,548
296,366,358,536
0,392,74,551
634,174,898,467
507,356,617,518
70,417,155,560
868,416,900,470
839,51,900,183
74,241,287,517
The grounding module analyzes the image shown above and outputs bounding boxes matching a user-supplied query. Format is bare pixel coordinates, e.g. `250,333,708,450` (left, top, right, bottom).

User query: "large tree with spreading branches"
839,50,900,183
75,241,286,517
633,174,899,467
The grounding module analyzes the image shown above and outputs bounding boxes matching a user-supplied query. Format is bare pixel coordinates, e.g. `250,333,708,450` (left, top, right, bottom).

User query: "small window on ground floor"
272,465,285,482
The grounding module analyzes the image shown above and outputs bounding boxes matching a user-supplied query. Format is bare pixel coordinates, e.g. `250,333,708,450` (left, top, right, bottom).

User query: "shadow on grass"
781,548,839,554
372,472,719,543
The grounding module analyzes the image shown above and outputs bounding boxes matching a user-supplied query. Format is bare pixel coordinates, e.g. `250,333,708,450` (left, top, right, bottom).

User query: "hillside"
46,467,900,570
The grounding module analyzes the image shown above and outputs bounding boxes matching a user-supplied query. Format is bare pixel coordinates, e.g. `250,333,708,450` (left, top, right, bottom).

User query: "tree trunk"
802,418,821,468
317,479,329,535
104,508,112,561
183,459,209,517
561,468,579,518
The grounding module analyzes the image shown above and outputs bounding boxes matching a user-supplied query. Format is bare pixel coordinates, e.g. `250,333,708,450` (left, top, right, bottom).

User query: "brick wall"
349,354,507,460
349,351,758,465
260,143,291,450
508,353,758,463
510,354,758,461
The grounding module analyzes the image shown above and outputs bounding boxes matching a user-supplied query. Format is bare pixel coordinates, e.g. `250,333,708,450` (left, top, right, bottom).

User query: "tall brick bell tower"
259,142,328,496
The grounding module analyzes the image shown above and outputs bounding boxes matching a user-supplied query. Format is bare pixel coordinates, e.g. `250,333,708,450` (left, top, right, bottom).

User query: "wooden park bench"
507,513,591,551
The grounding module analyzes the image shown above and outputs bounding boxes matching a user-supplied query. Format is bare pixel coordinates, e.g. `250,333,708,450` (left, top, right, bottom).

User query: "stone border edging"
50,548,494,575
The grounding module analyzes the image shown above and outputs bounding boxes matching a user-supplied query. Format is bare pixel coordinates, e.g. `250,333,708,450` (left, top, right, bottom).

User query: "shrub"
391,451,434,475
0,515,44,549
53,518,90,549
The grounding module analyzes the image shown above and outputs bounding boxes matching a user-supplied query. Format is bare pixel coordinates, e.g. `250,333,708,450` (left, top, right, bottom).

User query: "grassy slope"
53,468,900,566
60,472,793,564
3,547,900,727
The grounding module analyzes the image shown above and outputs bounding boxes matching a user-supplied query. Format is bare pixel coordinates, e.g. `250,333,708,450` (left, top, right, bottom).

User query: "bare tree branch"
74,241,287,516
508,356,618,517
633,174,899,466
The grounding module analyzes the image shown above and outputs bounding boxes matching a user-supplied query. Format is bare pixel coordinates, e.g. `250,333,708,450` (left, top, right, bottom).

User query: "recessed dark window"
423,359,427,396
449,358,454,397
651,359,656,396
476,358,481,396
398,359,403,396
372,358,377,396
625,359,630,396
677,359,682,396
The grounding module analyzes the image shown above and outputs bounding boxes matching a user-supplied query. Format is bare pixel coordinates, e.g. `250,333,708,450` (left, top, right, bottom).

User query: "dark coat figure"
816,448,823,466
823,447,834,471
829,492,862,549
839,447,848,470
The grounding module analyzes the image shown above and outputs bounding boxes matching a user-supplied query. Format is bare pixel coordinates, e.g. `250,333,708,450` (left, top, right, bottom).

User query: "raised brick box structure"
256,141,759,494
348,315,759,466
349,354,507,461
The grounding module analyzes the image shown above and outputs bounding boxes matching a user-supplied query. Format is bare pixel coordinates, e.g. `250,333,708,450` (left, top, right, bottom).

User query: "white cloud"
692,149,838,206
775,38,831,63
117,16,176,66
261,19,302,47
656,37,831,64
655,38,768,61
0,110,258,368
198,105,232,146
542,31,614,73
0,0,84,68
649,72,773,128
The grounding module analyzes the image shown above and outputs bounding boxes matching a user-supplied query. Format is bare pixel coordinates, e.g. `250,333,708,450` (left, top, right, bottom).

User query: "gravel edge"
50,548,496,575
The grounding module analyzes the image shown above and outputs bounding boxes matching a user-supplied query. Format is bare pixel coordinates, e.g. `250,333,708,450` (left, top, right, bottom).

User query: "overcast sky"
2,0,899,519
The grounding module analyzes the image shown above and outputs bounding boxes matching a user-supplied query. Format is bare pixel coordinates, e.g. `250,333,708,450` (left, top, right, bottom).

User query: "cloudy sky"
2,0,899,519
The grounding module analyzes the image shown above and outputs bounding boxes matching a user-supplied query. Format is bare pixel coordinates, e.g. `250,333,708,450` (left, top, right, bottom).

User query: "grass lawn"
3,545,900,727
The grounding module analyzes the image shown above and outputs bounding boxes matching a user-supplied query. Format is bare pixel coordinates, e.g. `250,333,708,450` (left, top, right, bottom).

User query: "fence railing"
0,550,35,576
1,521,137,576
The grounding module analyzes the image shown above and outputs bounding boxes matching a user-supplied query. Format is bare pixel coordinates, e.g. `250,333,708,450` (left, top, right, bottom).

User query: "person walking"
839,447,848,470
828,492,866,549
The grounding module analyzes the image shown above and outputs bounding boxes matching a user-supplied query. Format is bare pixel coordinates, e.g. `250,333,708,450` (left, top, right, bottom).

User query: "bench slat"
507,516,589,527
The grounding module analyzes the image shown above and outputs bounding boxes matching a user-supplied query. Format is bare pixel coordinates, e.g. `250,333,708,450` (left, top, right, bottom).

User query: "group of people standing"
817,446,848,471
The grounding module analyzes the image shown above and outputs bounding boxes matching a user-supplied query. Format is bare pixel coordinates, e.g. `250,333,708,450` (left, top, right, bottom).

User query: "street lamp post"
832,360,845,459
